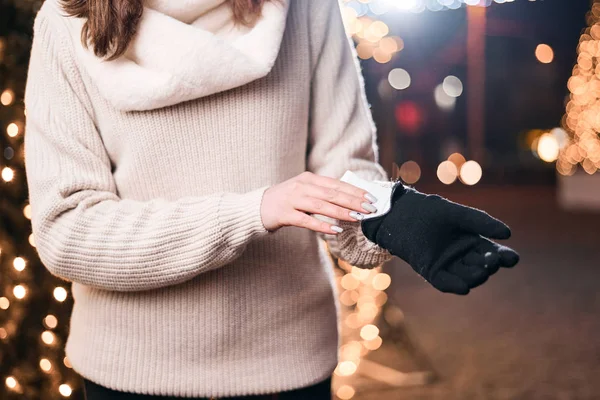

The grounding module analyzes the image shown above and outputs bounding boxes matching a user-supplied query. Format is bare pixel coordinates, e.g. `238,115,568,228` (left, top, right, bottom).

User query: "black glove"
361,182,520,295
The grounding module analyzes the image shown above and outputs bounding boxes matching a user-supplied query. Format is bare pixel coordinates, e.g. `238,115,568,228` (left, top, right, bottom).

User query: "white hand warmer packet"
340,170,395,221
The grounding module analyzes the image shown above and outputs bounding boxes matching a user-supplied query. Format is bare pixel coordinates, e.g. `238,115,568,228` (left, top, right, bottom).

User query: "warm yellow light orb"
371,273,391,291
23,204,31,219
340,274,360,291
59,384,73,397
0,297,9,310
535,44,554,64
13,257,26,271
360,324,379,341
1,89,14,106
336,360,358,376
54,287,68,302
1,167,14,182
459,161,483,186
336,385,356,400
398,161,421,184
448,152,466,169
537,133,560,162
437,161,458,185
379,36,398,53
44,314,58,329
41,330,55,345
373,47,392,63
7,122,19,137
339,290,359,306
13,285,26,299
5,376,17,389
351,266,371,281
363,335,383,350
40,358,52,372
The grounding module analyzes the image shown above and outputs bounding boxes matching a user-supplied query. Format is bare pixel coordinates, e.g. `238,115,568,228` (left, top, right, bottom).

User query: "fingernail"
361,202,377,213
349,211,364,221
331,225,343,233
364,192,378,203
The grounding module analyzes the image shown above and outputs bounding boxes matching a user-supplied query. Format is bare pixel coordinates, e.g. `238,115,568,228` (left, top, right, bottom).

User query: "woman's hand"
260,171,379,234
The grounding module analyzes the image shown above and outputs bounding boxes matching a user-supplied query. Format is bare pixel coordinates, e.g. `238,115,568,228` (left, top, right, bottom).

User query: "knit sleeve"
305,0,393,269
23,10,272,292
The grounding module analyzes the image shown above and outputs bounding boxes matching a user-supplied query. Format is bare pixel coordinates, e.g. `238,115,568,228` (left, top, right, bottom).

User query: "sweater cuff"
218,185,273,246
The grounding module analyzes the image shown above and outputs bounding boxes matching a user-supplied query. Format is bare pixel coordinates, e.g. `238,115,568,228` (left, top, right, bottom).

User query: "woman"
23,0,518,399
24,0,394,398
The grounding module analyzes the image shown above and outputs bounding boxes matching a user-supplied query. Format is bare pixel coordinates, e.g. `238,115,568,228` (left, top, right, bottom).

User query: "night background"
1,0,599,399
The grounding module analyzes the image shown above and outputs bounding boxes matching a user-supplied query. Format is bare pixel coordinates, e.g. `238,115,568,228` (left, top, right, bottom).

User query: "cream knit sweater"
23,0,393,396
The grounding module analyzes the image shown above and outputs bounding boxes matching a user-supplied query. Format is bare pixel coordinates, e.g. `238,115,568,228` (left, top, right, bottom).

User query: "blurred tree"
1,0,82,398
558,0,600,176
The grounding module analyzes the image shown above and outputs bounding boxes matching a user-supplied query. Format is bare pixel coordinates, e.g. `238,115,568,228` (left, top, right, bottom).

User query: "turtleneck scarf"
144,0,249,38
61,0,290,111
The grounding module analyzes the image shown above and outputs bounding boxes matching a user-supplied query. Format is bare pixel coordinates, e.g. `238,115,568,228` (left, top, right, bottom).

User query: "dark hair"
59,0,270,61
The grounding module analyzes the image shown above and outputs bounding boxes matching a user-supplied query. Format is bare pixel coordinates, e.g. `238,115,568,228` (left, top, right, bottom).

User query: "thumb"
446,201,511,239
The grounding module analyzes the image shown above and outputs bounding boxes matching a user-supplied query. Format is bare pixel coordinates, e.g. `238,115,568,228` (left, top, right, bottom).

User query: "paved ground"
350,185,600,400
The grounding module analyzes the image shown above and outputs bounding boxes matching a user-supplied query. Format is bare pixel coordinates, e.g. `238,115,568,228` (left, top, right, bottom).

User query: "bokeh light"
437,160,458,184
1,89,14,106
13,285,26,299
442,75,464,97
336,360,358,376
13,257,26,271
388,68,411,90
459,160,483,185
336,385,356,400
398,161,421,184
53,287,68,302
434,84,456,111
6,122,19,137
360,324,379,341
448,152,467,170
535,43,554,64
537,133,560,162
2,167,14,182
58,383,72,397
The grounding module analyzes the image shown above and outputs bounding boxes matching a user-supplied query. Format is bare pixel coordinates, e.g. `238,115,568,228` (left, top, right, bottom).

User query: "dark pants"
82,376,332,400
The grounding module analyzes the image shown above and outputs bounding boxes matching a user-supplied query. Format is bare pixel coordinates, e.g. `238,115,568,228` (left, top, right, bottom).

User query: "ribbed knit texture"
23,0,393,397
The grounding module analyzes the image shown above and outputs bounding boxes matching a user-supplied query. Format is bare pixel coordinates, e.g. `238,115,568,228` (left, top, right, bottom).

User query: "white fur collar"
52,0,290,111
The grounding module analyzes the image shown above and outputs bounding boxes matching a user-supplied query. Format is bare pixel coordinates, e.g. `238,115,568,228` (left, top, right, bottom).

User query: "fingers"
287,211,344,235
429,270,470,295
446,201,511,240
297,171,374,204
293,181,376,221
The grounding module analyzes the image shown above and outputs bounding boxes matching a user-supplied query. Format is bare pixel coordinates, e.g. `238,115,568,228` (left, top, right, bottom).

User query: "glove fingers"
477,239,520,269
465,247,501,275
448,202,511,240
430,270,470,295
463,251,484,266
447,261,489,288
498,246,520,268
